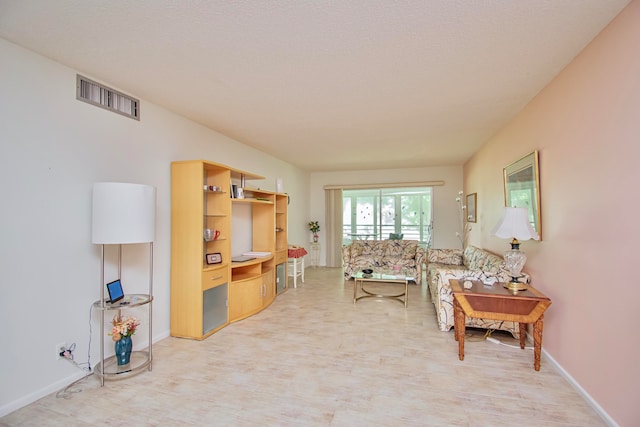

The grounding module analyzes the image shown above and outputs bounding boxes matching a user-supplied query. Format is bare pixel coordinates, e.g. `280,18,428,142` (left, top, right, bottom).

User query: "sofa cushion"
350,242,365,256
461,245,505,273
462,246,479,269
362,242,376,255
383,241,404,257
427,248,463,265
381,257,416,269
463,246,485,270
381,240,418,259
481,252,505,274
402,243,417,260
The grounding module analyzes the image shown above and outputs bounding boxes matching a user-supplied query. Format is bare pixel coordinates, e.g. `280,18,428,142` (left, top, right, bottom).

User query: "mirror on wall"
503,150,541,239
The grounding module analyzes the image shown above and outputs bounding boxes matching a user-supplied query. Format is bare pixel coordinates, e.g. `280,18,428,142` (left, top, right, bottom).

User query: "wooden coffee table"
451,279,551,371
352,270,412,307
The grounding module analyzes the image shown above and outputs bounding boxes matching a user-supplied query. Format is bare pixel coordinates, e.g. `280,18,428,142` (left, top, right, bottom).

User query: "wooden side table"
451,279,551,371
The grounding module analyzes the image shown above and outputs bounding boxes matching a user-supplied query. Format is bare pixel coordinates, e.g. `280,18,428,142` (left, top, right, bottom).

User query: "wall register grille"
76,75,140,120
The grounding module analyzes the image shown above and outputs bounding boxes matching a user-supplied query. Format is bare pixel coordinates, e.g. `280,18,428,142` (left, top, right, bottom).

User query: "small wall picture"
206,253,222,265
466,193,477,223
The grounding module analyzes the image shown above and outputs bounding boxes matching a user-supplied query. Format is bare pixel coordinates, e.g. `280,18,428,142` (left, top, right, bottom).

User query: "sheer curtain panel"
325,188,343,267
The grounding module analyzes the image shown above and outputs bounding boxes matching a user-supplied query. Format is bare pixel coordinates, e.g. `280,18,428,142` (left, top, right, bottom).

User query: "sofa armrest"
436,266,530,285
342,245,351,260
415,245,426,265
433,268,484,283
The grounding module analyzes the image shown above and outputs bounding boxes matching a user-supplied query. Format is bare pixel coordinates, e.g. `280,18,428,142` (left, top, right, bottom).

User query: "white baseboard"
0,329,170,418
0,370,86,417
509,328,618,427
541,348,619,427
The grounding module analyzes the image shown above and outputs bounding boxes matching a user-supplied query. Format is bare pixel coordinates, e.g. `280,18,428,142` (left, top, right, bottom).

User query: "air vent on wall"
76,75,140,120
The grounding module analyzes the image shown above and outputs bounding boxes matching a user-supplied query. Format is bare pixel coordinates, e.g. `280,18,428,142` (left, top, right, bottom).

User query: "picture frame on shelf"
205,253,222,265
466,193,477,223
503,150,541,238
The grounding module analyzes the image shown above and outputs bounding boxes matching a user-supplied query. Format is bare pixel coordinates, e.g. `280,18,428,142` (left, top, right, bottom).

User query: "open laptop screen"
106,279,124,303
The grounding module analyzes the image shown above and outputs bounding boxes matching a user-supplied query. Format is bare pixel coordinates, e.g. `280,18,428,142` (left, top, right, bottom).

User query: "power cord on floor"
464,325,533,349
56,355,94,399
486,336,534,350
56,305,95,399
464,329,493,342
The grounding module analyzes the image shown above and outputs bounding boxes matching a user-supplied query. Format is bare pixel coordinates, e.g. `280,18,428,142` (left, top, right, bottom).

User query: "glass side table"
93,294,153,384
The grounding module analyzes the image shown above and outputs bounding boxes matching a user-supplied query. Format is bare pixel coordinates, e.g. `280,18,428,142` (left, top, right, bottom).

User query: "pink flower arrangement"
109,314,140,341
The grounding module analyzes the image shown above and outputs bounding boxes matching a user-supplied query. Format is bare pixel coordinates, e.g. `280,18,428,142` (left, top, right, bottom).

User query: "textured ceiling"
0,0,631,171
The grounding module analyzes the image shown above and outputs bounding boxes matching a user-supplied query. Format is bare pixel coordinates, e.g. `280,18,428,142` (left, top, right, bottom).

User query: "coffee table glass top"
352,269,414,282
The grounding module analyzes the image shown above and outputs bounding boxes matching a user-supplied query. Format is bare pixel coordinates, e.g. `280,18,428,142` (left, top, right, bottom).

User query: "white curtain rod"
323,181,445,190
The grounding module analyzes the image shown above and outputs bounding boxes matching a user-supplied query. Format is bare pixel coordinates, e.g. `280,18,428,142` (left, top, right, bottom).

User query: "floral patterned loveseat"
342,240,426,285
427,245,527,337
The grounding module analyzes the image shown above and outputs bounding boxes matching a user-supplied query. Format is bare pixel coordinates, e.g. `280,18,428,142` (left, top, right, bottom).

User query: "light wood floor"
1,267,605,426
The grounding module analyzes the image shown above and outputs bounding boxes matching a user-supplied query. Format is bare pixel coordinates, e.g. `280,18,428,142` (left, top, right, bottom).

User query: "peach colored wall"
464,2,639,426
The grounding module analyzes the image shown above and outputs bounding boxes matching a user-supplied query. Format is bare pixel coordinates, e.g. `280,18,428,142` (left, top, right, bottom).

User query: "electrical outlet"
56,342,67,360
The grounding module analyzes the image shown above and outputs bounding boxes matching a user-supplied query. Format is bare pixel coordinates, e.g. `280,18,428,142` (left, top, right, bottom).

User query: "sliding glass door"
343,187,432,246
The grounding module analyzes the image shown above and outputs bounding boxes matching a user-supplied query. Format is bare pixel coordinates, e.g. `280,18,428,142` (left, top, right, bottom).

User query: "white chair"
287,256,305,288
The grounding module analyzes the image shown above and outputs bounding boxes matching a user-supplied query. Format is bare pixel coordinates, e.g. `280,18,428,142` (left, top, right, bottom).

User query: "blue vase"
115,336,132,366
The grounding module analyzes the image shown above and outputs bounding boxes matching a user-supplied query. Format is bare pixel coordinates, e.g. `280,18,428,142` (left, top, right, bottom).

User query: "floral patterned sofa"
427,245,526,337
342,240,426,285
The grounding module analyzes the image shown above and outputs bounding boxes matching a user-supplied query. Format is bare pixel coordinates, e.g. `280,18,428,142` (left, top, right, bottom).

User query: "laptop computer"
231,255,255,262
106,279,125,303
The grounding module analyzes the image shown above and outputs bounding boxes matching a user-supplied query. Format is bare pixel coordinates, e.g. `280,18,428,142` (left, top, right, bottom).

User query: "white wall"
0,38,308,415
309,166,463,265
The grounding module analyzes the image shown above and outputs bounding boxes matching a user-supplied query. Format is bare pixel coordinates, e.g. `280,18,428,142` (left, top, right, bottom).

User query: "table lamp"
491,207,539,291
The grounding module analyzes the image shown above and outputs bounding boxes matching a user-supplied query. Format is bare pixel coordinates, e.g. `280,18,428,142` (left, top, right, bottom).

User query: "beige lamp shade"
92,182,156,244
491,207,539,241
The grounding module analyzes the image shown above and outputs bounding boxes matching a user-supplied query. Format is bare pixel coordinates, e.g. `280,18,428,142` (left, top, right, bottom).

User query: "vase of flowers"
114,336,133,366
109,314,140,366
309,221,320,242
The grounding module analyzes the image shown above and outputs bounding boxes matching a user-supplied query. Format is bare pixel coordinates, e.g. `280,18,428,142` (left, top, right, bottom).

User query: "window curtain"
324,188,343,267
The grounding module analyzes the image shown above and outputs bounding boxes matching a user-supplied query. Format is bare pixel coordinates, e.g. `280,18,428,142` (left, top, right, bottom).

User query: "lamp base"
503,280,528,292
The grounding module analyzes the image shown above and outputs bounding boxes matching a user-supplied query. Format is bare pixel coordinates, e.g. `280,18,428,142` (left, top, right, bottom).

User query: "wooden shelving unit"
275,194,288,294
170,160,288,339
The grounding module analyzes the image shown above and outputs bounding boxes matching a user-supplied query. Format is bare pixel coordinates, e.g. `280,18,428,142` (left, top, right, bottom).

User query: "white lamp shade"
491,207,539,241
92,182,156,244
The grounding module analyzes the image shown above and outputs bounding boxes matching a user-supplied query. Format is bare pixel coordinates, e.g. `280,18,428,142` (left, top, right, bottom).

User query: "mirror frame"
465,193,477,223
503,150,541,239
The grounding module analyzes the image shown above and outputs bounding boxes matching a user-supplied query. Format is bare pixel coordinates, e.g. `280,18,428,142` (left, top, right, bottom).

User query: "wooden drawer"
202,268,228,291
275,251,287,264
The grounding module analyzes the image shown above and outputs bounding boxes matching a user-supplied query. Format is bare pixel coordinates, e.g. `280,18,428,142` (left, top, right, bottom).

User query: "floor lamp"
92,182,156,384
